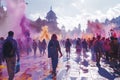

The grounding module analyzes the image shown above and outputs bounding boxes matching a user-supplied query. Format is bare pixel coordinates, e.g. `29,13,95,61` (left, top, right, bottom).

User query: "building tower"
46,6,57,22
46,6,60,34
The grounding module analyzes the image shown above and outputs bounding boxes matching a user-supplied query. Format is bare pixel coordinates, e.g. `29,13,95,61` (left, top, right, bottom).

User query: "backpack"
2,39,15,58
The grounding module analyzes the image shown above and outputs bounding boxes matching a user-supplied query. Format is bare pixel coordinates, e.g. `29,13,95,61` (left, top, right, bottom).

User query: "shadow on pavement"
98,66,116,80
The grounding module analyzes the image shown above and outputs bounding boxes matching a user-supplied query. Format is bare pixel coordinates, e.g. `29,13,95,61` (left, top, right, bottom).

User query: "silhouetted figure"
103,38,111,61
32,40,37,57
94,35,103,66
65,38,71,58
2,31,20,80
48,34,62,77
26,37,32,55
110,37,119,60
0,37,4,65
0,37,4,76
82,39,88,60
38,40,42,56
41,39,47,55
82,39,88,52
109,37,120,69
75,38,82,55
90,37,96,61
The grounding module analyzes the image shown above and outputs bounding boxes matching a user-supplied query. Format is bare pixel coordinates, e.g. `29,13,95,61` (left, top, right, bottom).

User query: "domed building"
46,7,57,22
30,7,61,34
46,7,61,34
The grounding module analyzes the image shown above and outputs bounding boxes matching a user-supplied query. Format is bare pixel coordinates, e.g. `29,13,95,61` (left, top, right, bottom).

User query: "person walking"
2,31,20,80
75,38,82,55
65,38,71,58
38,40,42,56
32,40,37,57
0,37,4,76
48,34,62,77
41,39,47,55
94,35,103,66
0,37,4,65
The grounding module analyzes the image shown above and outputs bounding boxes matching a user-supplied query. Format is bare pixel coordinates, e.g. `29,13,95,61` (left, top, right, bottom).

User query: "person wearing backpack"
2,31,20,80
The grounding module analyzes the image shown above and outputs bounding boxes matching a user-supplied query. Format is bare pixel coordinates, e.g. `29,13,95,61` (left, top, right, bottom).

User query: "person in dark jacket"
3,31,20,80
94,35,103,66
32,40,37,57
65,38,71,58
48,34,62,77
0,37,4,76
0,37,4,65
41,39,47,55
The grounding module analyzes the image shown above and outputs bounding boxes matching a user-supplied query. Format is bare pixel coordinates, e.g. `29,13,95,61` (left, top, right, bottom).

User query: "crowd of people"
0,31,120,79
0,31,62,79
16,38,47,57
0,31,19,80
62,35,120,74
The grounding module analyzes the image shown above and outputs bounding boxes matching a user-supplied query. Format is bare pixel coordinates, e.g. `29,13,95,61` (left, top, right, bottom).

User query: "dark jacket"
3,36,19,58
48,39,61,58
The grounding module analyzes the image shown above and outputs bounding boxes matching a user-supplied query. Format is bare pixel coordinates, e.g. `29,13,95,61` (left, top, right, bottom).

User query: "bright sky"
25,0,120,31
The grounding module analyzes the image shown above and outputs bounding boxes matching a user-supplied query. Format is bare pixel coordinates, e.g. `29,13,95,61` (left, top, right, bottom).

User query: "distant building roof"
46,9,57,19
36,17,41,23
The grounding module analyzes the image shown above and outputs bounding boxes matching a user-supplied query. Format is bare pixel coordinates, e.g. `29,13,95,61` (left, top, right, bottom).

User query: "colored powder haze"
0,0,26,38
0,0,120,38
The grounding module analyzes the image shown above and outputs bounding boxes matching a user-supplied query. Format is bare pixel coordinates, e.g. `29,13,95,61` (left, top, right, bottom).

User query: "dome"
46,9,57,20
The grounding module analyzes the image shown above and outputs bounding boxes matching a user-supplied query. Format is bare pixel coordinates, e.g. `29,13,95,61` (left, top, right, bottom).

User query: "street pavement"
0,47,120,80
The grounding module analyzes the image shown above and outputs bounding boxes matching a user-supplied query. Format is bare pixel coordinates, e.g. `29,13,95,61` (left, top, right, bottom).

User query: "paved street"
0,47,120,80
